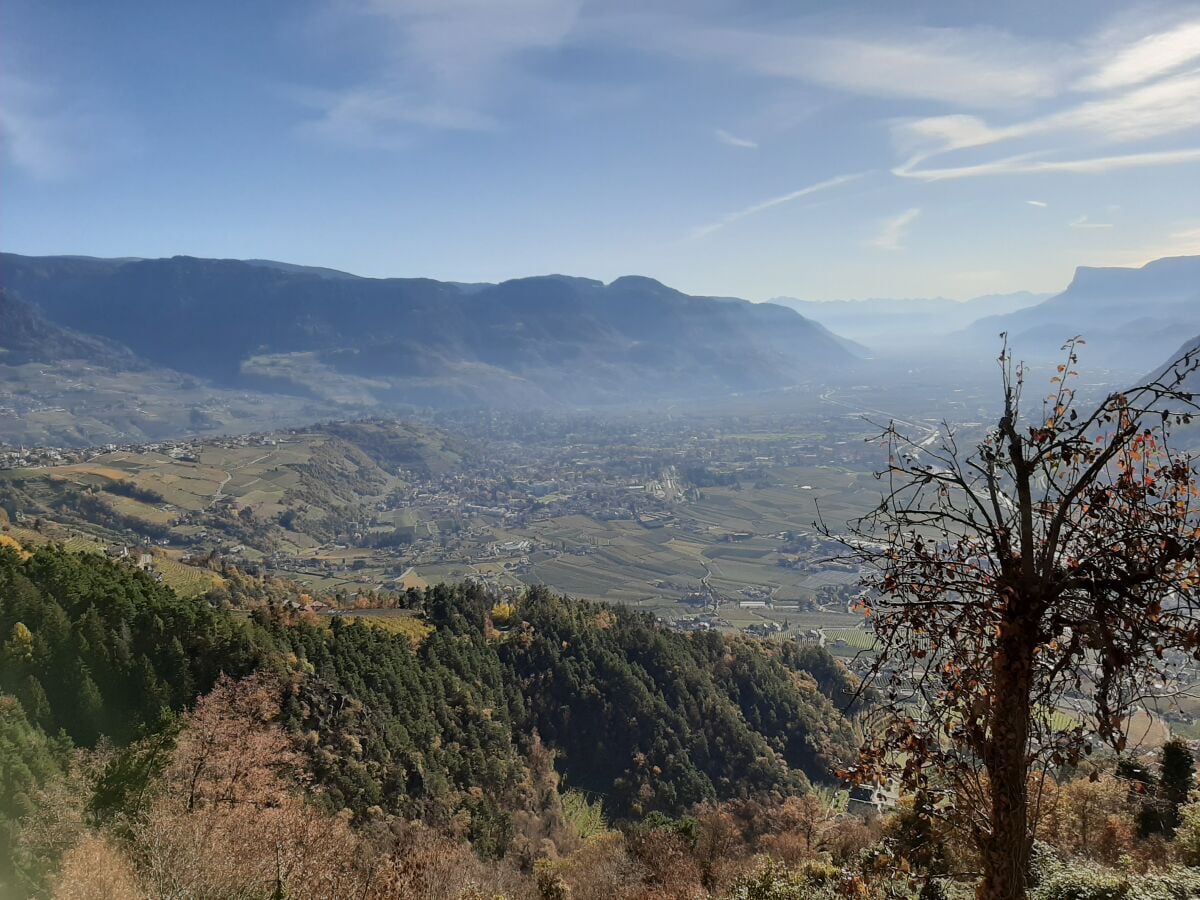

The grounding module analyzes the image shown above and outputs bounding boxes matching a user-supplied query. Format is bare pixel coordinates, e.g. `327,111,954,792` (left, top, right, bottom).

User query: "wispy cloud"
1079,19,1200,91
869,208,921,250
300,7,1084,148
689,171,867,239
288,0,1200,268
894,146,1200,181
1082,224,1200,268
912,66,1200,152
0,74,74,178
628,17,1071,108
294,85,495,149
715,128,757,149
1157,225,1200,258
887,18,1200,182
0,57,133,179
299,0,584,146
608,9,1200,187
1070,215,1113,229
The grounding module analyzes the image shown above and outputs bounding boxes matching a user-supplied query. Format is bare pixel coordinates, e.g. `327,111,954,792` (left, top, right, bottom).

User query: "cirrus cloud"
869,208,921,250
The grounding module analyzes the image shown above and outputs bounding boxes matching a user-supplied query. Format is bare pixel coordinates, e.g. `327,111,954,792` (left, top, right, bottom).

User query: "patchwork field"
2,421,881,637
506,466,872,609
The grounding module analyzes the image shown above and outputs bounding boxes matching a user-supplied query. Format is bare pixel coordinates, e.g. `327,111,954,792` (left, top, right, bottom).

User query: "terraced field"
63,440,319,515
500,464,880,616
3,424,881,638
822,628,877,651
154,557,225,598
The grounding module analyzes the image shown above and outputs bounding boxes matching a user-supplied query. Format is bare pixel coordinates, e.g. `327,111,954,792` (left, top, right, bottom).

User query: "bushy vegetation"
1031,853,1200,900
100,480,165,505
0,698,67,889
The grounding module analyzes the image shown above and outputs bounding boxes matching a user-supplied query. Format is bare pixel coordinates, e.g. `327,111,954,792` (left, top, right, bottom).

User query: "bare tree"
833,338,1200,900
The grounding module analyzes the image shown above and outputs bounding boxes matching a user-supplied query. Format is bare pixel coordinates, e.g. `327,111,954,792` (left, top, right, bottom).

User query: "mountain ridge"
0,252,858,410
967,255,1200,370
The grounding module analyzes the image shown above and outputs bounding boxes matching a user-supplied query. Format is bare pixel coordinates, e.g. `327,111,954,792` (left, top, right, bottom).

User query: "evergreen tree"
75,668,105,745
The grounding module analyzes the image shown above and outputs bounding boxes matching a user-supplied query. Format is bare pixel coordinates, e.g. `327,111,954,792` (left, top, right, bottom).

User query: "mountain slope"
0,289,138,366
1143,332,1200,387
0,253,857,408
0,282,350,447
968,256,1200,371
0,544,858,840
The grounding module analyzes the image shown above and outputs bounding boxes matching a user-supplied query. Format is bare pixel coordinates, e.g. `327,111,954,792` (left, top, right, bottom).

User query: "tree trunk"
978,624,1035,900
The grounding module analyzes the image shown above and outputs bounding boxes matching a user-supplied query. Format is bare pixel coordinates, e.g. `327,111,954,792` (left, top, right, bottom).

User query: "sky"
2,0,1200,301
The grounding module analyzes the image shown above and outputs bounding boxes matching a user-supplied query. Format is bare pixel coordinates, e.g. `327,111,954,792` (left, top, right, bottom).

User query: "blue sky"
3,1,1199,300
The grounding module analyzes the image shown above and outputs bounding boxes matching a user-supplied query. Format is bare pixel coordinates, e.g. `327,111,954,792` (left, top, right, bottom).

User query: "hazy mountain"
0,253,857,410
0,284,347,447
1143,332,1200,387
770,292,1049,348
967,256,1200,372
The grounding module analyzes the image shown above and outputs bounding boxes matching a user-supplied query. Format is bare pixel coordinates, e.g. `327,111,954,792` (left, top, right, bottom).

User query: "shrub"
723,858,840,900
1032,859,1200,900
1173,800,1200,866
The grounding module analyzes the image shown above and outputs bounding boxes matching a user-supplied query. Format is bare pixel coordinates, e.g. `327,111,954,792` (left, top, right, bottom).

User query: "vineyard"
324,610,434,648
822,627,876,651
154,557,225,598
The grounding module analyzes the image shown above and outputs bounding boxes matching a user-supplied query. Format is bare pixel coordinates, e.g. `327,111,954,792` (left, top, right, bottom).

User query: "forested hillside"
6,500,1200,898
0,543,859,895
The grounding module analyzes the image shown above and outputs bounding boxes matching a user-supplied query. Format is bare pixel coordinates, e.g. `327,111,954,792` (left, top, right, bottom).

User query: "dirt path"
206,453,272,508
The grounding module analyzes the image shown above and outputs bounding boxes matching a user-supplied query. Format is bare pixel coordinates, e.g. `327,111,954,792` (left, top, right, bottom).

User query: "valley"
0,410,884,641
5,253,1196,744
11,358,1199,752
9,4,1200,893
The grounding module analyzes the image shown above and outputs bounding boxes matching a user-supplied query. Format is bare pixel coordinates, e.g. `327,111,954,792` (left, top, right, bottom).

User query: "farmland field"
2,412,890,640
822,628,876,651
155,556,225,598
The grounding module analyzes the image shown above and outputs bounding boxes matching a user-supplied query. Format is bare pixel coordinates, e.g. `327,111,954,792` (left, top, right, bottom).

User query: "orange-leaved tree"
833,337,1200,900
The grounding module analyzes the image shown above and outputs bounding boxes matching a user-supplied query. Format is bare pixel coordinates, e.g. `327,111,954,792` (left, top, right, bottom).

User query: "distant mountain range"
773,292,1050,348
967,256,1200,371
3,251,1197,445
0,253,855,416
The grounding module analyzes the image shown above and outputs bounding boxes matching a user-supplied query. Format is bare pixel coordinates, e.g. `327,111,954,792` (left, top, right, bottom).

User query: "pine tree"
19,675,51,729
75,667,106,745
